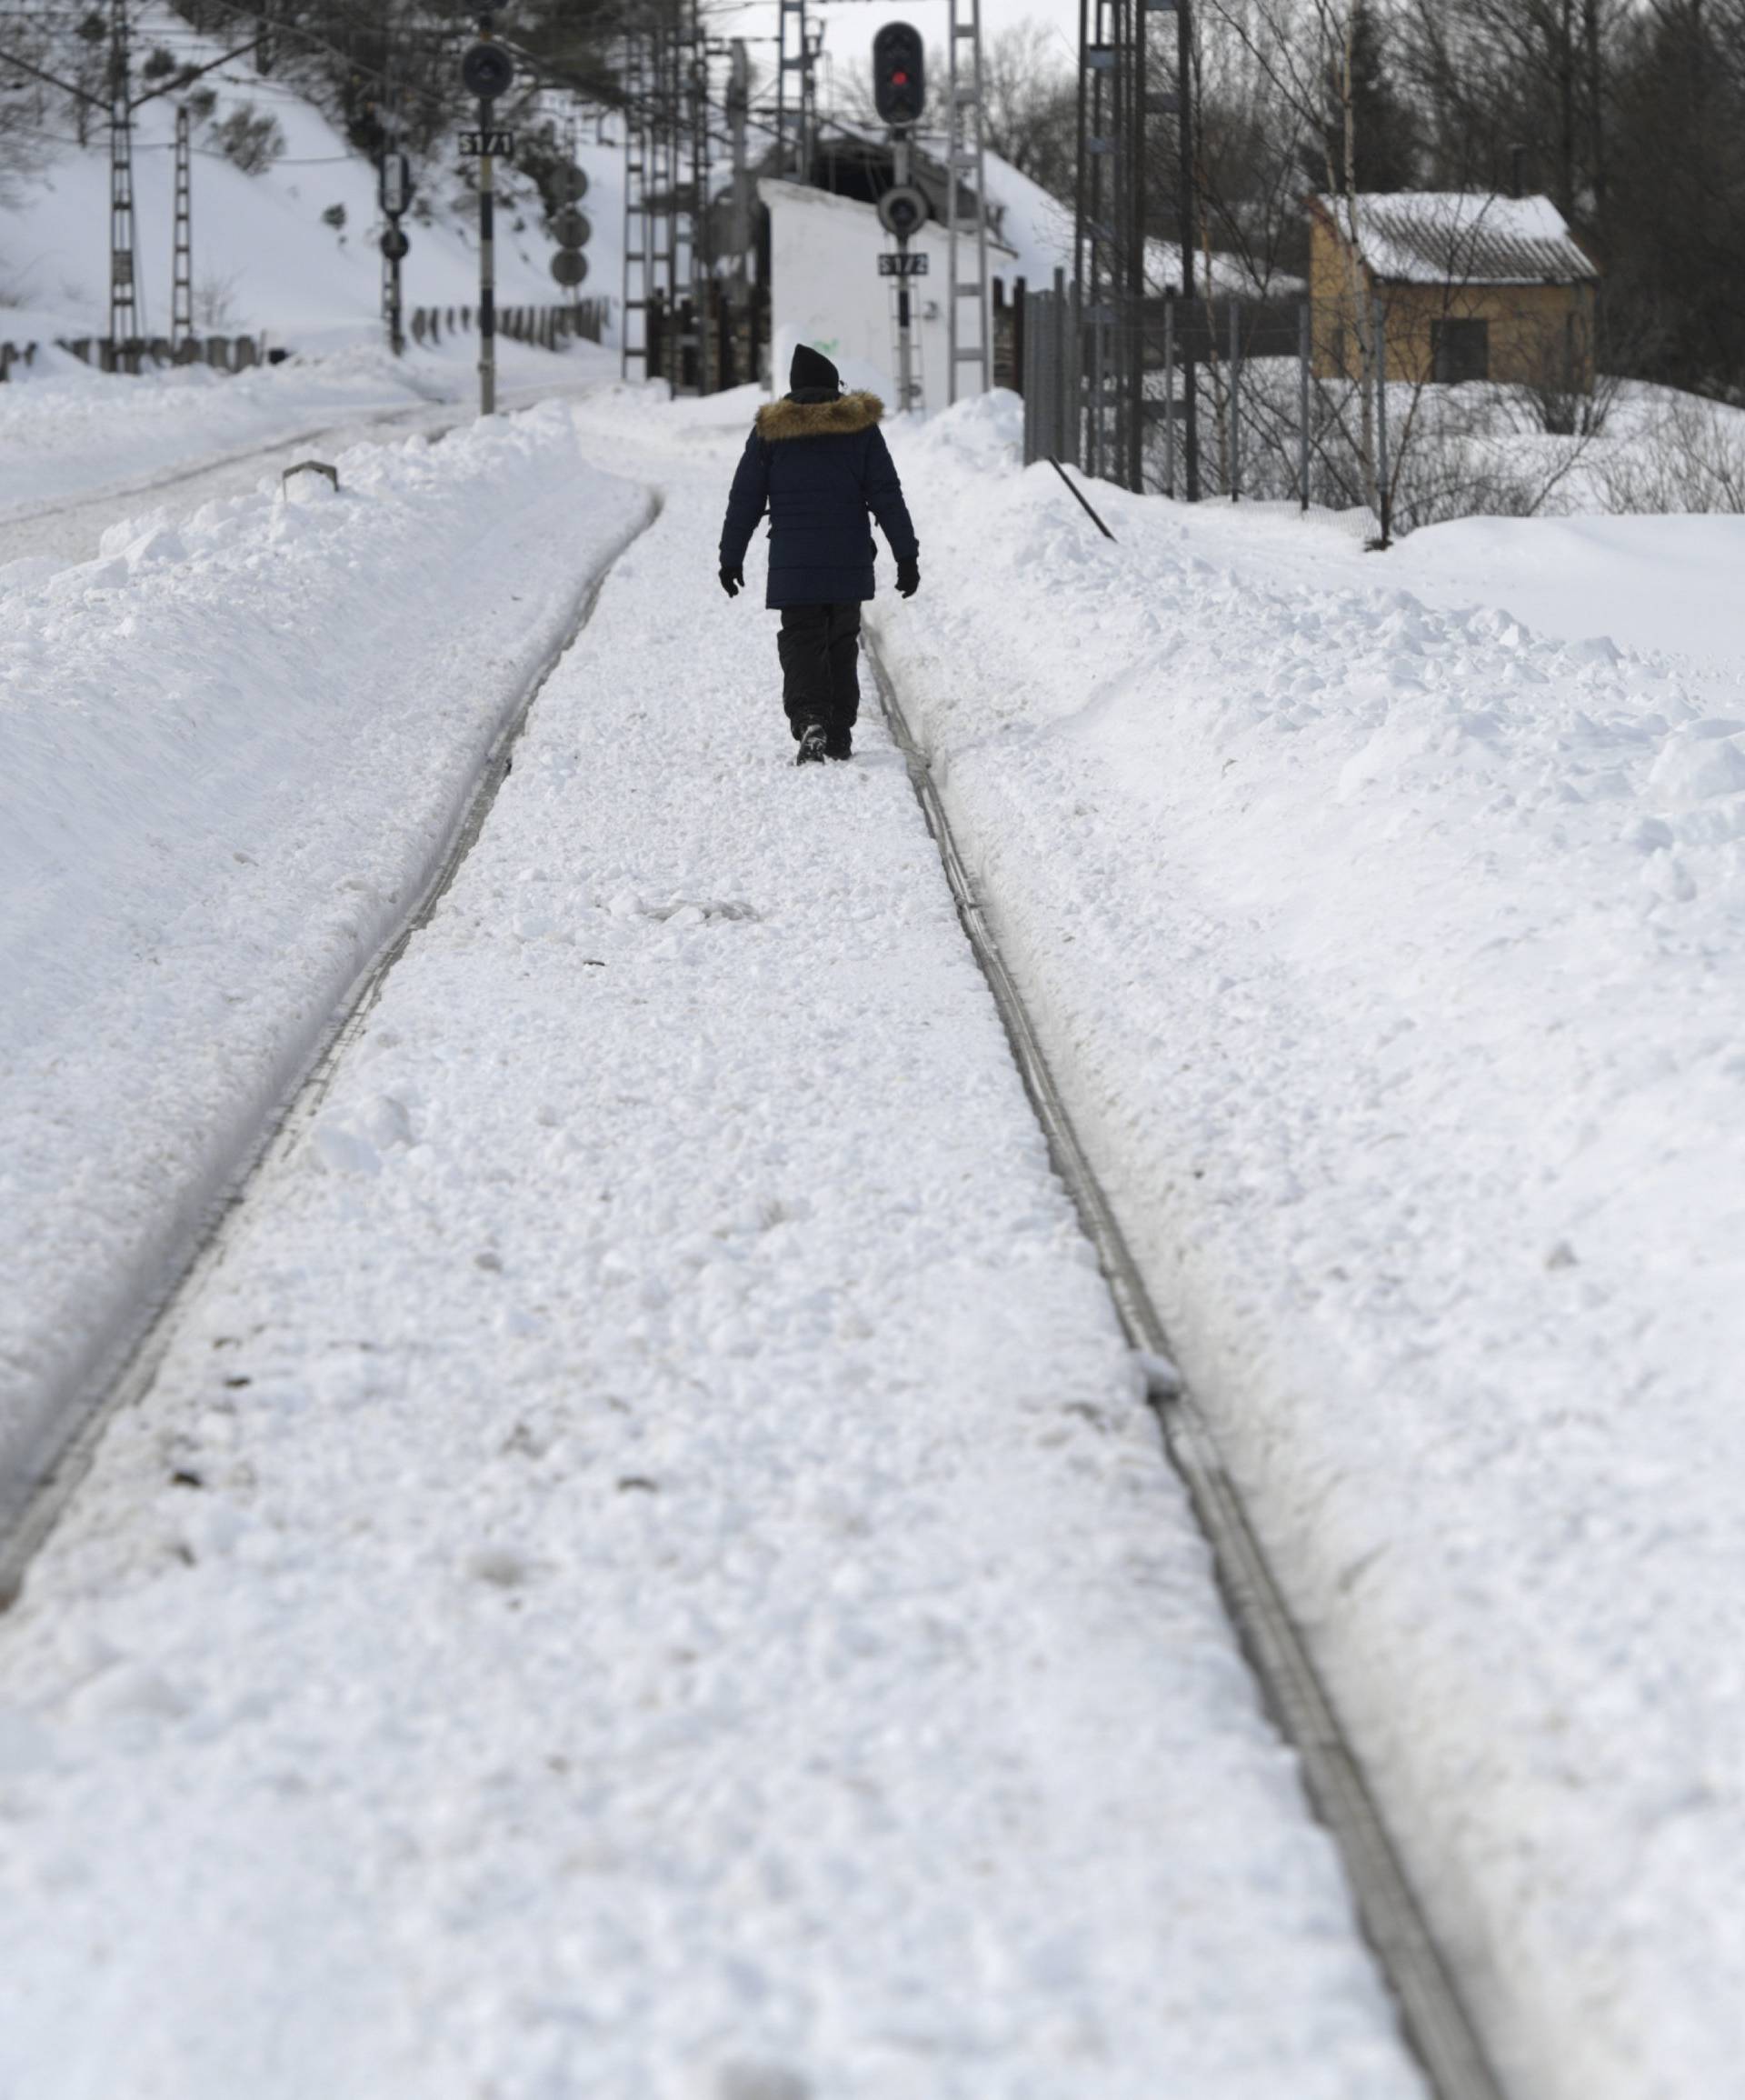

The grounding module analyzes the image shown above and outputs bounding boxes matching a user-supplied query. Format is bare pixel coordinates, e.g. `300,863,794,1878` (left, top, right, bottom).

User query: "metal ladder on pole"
946,0,990,404
621,32,649,381
171,103,193,350
108,0,139,359
649,25,678,379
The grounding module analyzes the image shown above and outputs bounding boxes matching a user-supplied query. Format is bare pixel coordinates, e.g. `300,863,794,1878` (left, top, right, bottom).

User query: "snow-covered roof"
1314,193,1598,285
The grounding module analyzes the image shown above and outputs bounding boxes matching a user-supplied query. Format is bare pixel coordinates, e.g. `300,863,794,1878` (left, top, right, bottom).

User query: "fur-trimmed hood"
754,391,885,442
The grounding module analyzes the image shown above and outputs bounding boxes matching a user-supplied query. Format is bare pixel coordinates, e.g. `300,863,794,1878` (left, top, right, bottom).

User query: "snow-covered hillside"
0,3,621,353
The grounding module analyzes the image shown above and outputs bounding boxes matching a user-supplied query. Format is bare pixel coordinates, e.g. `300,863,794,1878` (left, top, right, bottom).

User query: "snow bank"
0,401,649,1496
872,392,1745,2099
0,335,613,525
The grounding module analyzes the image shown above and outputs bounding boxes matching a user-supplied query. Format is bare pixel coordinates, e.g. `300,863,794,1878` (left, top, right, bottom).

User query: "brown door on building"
1431,316,1490,384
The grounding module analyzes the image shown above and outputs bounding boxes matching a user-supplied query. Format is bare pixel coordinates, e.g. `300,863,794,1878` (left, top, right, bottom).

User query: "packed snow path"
0,407,1422,2098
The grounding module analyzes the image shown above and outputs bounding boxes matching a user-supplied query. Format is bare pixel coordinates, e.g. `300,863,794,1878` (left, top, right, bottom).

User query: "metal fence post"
1021,294,1032,464
1051,266,1066,470
1229,298,1241,502
1163,295,1176,498
1299,298,1311,512
1374,293,1391,546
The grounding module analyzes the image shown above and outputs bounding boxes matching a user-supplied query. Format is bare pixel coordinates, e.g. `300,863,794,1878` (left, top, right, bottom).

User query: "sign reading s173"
460,128,515,157
878,251,930,276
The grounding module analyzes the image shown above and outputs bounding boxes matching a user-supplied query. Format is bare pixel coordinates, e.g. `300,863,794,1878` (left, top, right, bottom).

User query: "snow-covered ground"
0,395,648,1510
0,381,1422,2098
872,395,1745,2100
5,339,1745,2098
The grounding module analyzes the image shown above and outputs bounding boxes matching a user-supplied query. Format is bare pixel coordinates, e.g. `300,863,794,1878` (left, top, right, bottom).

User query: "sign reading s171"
461,128,515,157
878,251,930,276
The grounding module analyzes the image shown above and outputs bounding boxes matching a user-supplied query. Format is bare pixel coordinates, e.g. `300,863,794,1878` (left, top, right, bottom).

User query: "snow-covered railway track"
865,631,1508,2100
0,404,441,565
0,374,603,569
0,495,661,1612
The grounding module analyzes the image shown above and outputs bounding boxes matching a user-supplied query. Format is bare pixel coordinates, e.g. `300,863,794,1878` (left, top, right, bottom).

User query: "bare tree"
1202,0,1396,501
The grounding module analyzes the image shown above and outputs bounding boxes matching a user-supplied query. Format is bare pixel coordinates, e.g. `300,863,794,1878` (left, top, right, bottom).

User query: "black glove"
896,558,920,599
719,563,743,598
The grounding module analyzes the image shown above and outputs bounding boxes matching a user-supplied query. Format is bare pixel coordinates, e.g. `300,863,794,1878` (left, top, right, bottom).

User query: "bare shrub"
194,268,244,330
213,105,285,176
1593,393,1745,513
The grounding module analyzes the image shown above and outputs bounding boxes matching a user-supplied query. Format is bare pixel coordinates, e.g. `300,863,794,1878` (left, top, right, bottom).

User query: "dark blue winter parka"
718,391,920,609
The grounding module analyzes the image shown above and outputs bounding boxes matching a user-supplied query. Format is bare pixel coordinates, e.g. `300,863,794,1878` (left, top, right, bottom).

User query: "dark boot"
794,723,827,765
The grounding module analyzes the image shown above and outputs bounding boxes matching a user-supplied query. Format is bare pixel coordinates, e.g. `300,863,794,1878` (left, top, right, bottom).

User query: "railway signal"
460,39,514,102
876,185,927,241
872,23,925,126
873,31,929,413
379,146,413,355
379,150,411,218
462,30,514,415
551,170,591,298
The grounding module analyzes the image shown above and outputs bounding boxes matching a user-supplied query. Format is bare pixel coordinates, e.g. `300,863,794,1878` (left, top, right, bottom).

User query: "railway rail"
866,629,1509,2100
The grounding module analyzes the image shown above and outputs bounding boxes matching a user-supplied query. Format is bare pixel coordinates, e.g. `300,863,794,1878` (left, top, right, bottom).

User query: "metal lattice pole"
651,18,677,344
622,31,650,381
801,15,821,181
1074,0,1122,475
947,0,991,403
108,0,138,358
679,0,707,392
727,37,751,303
1175,0,1201,498
172,102,193,349
776,0,806,181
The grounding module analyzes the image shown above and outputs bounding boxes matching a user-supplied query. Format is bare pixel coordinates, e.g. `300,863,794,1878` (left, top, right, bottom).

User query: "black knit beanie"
789,344,842,396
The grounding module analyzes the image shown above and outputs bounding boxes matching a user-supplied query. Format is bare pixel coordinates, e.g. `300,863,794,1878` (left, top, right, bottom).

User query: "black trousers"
777,603,862,741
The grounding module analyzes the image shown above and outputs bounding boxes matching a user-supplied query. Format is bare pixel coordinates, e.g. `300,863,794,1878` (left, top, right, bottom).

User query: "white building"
761,174,1024,411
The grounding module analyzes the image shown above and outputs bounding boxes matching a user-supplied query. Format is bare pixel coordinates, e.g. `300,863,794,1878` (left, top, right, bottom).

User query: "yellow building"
1308,193,1600,394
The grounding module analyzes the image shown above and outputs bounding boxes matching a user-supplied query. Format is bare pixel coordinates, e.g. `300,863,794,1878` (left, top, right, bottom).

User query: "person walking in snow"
718,345,920,766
